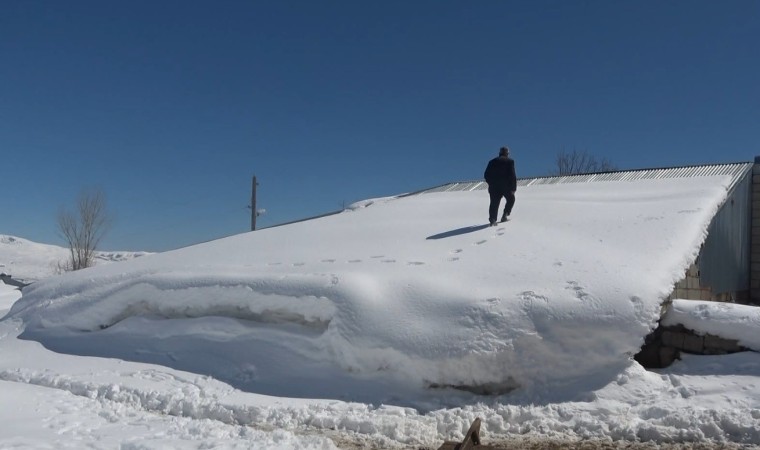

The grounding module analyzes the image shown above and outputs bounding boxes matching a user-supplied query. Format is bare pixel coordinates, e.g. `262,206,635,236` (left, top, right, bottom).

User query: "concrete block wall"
668,260,715,302
635,324,748,368
668,258,749,304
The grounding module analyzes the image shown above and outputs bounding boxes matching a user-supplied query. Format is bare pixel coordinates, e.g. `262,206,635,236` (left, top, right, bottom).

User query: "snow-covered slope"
0,235,69,281
8,176,732,402
0,234,149,282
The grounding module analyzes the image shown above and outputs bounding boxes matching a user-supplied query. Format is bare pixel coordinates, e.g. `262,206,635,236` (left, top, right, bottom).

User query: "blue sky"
1,1,758,252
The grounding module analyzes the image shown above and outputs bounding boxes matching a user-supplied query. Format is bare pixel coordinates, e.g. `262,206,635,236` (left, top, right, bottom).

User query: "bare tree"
555,149,617,175
57,188,112,271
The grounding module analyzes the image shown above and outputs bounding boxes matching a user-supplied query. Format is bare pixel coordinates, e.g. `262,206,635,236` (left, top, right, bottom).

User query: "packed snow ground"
2,175,760,448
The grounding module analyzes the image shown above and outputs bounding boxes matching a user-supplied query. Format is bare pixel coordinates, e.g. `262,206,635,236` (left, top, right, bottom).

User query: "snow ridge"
13,271,337,331
2,360,759,446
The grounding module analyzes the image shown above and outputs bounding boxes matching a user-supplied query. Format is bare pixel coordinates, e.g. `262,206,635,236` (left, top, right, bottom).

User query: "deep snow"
2,174,760,448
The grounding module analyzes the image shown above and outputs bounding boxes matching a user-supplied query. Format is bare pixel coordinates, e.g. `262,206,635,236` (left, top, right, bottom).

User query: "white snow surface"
0,234,149,282
0,284,20,317
2,175,760,448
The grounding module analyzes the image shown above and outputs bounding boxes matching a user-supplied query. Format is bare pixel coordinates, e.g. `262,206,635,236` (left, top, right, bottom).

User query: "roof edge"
419,161,754,195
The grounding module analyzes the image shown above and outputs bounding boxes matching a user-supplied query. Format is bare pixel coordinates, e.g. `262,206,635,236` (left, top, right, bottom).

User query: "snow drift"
6,176,733,403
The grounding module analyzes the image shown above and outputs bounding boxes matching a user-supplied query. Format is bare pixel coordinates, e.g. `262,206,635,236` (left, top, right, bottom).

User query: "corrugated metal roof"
418,162,754,195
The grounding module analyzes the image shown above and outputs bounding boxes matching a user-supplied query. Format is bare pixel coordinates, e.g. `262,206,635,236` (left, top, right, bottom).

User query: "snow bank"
2,322,760,448
663,300,760,351
7,176,733,401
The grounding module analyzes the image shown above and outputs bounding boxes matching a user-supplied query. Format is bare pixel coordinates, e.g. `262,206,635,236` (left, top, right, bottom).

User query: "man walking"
484,146,517,226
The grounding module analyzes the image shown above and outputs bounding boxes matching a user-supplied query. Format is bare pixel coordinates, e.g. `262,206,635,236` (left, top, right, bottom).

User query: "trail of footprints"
266,227,508,267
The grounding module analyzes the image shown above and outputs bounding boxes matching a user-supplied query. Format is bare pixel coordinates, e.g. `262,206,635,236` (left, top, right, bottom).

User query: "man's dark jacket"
484,156,517,192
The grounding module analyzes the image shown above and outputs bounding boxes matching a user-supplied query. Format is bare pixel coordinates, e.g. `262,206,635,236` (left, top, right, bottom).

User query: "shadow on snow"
426,224,490,240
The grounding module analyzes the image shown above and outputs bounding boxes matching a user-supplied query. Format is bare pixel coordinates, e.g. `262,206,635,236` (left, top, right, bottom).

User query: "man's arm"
510,160,517,192
484,160,493,183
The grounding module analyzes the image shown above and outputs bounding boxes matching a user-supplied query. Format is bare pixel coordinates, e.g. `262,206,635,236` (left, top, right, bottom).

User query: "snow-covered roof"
7,171,737,402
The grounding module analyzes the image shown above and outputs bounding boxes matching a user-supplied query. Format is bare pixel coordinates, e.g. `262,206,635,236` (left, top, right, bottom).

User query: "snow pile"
1,325,759,448
7,176,734,401
664,300,760,351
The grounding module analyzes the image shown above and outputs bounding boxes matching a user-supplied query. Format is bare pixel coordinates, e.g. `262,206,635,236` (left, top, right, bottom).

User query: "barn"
414,159,760,368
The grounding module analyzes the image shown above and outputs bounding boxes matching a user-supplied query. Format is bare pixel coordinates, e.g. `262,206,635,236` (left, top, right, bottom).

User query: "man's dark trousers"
488,186,515,223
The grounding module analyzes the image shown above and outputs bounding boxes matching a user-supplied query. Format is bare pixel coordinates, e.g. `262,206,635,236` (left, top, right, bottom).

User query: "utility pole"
251,175,258,231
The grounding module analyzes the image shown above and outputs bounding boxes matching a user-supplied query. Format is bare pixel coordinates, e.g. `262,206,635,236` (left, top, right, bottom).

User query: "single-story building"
417,159,760,307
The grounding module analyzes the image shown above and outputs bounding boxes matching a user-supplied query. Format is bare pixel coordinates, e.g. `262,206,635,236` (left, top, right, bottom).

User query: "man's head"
499,146,510,157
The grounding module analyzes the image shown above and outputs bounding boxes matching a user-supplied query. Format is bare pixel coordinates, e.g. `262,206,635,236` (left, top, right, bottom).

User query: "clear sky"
1,0,758,252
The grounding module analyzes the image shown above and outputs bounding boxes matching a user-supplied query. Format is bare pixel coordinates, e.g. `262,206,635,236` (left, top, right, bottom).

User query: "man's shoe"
500,215,509,223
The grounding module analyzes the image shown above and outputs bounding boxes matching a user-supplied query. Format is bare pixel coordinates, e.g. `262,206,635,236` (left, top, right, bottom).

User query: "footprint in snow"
407,261,425,266
448,257,460,262
321,259,336,263
348,259,362,263
131,370,177,383
566,281,598,305
381,259,396,263
292,262,306,267
451,249,463,254
474,240,487,246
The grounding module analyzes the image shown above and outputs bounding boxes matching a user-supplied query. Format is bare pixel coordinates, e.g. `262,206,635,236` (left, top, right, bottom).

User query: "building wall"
700,167,752,296
668,164,754,305
667,259,748,303
752,160,760,303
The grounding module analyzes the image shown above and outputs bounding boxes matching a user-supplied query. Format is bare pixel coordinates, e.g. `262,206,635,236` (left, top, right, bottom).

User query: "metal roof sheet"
417,162,754,195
